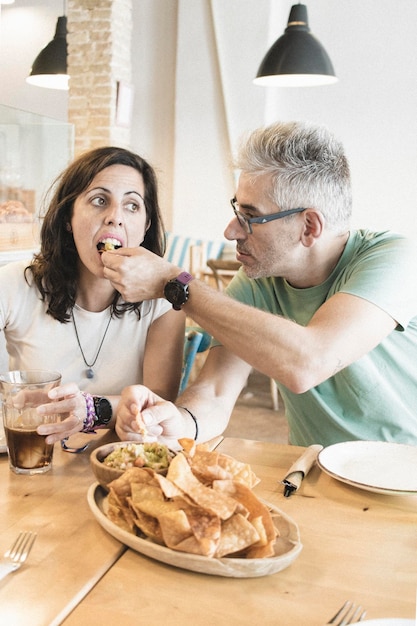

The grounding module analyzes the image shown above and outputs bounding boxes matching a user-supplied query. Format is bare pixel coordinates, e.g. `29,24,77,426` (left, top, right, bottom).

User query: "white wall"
264,0,417,238
0,1,68,120
1,0,417,241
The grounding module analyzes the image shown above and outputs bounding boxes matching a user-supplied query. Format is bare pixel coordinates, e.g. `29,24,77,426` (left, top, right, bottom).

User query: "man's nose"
224,215,246,240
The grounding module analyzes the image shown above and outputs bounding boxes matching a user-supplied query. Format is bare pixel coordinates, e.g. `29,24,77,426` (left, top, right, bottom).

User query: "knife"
281,444,323,497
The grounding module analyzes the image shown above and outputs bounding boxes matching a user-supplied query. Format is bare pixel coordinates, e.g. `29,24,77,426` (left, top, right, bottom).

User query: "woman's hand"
116,385,190,449
36,382,87,445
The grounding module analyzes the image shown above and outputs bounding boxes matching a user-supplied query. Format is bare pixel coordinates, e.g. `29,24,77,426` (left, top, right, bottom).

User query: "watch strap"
81,393,112,433
81,392,96,433
176,271,194,286
164,272,194,310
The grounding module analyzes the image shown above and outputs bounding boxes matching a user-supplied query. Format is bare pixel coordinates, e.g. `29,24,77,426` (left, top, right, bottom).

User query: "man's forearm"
182,279,306,389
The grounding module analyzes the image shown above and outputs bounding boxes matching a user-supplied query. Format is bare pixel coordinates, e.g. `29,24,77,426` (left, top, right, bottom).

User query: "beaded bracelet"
81,391,97,433
178,406,198,441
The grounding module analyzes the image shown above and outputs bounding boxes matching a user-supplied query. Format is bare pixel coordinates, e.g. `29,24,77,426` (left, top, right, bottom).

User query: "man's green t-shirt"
221,230,417,446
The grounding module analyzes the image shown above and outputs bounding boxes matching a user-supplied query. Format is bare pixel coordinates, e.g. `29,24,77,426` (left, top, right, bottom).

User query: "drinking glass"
0,370,62,474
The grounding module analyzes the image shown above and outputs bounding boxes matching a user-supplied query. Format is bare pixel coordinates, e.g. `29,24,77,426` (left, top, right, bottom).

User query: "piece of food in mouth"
97,238,122,252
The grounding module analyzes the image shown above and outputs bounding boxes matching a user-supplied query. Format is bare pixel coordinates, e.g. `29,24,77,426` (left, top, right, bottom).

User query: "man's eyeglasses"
230,198,306,234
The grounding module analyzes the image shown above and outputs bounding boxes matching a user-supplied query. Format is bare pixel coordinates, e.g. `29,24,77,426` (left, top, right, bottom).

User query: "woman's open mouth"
97,237,123,253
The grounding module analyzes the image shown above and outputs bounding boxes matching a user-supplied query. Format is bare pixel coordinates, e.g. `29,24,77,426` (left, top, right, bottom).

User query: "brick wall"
67,0,133,156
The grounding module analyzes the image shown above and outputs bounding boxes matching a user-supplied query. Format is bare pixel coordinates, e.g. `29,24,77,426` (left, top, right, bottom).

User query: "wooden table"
62,438,417,626
0,435,415,625
0,429,125,626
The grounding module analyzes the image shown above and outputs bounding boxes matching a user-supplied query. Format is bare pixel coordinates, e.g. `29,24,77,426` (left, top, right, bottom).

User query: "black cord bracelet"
178,406,199,440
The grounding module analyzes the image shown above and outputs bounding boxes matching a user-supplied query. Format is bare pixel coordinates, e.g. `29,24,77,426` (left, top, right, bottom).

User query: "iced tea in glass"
0,370,62,474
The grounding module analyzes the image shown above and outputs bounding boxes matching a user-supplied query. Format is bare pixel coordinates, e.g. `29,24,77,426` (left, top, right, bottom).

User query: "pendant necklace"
72,307,112,379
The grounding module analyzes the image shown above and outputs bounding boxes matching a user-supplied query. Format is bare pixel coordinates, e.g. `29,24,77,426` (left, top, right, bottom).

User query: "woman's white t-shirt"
0,260,171,395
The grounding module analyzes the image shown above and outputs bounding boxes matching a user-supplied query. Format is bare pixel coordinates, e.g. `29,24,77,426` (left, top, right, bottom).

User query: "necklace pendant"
86,368,94,379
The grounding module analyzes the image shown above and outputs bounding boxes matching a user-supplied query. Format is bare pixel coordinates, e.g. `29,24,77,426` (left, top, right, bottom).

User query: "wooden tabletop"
0,429,125,626
61,438,417,626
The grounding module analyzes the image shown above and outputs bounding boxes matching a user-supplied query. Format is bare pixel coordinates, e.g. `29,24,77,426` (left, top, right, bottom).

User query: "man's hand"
101,247,179,303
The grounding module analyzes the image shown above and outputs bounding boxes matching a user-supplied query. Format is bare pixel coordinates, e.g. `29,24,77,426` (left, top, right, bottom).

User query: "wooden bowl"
90,441,174,490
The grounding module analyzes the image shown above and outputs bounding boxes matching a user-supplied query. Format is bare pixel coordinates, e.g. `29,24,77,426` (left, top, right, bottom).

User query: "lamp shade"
254,4,337,87
26,16,69,90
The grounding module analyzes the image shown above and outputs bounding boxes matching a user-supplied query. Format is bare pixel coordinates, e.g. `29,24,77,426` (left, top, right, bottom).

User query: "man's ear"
300,210,324,246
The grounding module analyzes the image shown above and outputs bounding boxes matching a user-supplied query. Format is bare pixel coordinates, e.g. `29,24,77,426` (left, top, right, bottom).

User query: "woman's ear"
300,210,324,247
65,222,72,232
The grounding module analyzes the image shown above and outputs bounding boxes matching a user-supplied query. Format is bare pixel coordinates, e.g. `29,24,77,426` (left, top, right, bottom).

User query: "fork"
327,600,367,625
0,531,37,581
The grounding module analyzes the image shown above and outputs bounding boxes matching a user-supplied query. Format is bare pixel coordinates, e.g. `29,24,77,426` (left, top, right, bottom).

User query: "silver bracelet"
178,406,198,440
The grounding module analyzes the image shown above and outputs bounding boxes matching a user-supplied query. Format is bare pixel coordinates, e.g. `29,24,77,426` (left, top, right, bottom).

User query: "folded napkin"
281,444,323,497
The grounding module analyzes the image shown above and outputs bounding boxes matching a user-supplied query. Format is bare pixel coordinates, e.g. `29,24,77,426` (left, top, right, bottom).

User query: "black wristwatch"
93,396,113,427
164,271,194,310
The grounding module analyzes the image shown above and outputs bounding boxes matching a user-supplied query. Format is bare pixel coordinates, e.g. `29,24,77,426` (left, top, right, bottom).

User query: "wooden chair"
206,258,279,411
206,258,241,291
164,233,225,276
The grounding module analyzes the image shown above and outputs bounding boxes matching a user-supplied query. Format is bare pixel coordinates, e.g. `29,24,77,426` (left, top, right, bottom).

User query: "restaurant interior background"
0,0,417,243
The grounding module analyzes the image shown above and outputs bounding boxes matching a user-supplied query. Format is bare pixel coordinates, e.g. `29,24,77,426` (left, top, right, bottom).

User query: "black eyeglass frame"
230,197,307,234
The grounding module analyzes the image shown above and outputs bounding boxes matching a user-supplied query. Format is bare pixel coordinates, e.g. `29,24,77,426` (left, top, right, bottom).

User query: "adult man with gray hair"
104,120,417,448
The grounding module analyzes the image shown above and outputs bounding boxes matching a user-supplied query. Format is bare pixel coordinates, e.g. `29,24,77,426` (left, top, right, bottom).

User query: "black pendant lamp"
254,4,337,87
26,15,69,90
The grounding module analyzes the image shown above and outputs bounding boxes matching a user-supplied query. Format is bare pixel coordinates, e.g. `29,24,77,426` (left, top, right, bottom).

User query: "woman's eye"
125,201,140,213
91,196,106,207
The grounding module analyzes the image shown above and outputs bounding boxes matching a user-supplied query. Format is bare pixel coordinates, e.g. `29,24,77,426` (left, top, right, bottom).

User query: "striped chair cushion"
164,232,225,272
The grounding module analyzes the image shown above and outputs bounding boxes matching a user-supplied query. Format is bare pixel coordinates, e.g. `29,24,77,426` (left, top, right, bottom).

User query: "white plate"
87,483,302,578
361,617,416,626
318,441,417,496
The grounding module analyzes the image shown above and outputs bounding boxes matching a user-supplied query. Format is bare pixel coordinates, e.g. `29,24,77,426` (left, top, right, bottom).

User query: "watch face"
164,280,189,310
94,397,112,425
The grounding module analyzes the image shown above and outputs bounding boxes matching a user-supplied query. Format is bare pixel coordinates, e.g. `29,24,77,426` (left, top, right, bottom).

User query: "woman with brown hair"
0,146,184,445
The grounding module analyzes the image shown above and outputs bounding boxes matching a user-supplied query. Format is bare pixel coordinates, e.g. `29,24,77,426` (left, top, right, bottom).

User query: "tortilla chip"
130,482,164,503
167,454,237,520
107,491,136,533
187,509,221,541
108,467,155,504
217,455,259,488
134,407,148,438
188,450,228,483
131,507,164,543
214,480,277,545
159,509,193,548
154,472,184,498
245,541,276,559
175,534,216,557
250,515,268,547
215,513,260,558
177,437,196,455
132,497,183,519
